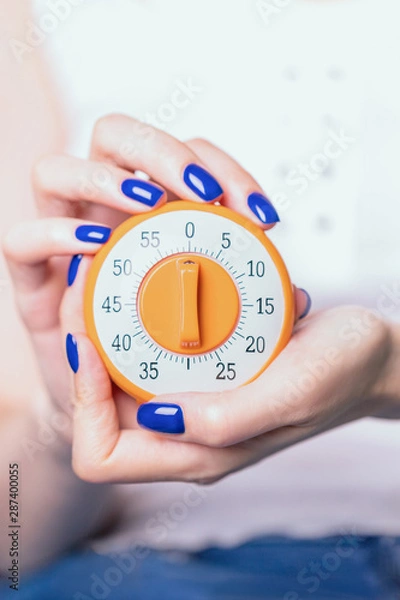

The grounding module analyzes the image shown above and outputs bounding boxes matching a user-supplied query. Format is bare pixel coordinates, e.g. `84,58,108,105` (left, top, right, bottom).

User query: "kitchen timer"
84,201,294,403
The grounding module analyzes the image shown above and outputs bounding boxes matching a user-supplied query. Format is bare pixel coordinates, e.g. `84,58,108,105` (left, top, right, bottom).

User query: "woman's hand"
3,114,306,440
62,297,396,484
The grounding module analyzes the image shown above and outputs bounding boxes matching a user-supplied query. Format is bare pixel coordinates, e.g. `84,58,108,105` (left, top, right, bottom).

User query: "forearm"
0,402,115,574
0,2,65,405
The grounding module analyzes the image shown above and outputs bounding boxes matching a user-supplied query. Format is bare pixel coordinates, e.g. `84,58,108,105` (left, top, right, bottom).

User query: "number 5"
221,232,231,249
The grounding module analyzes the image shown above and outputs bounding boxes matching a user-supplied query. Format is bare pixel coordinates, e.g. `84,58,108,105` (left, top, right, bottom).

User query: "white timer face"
85,203,293,402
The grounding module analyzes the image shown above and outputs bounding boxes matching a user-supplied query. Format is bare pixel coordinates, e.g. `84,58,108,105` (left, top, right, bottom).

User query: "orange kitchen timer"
84,201,295,403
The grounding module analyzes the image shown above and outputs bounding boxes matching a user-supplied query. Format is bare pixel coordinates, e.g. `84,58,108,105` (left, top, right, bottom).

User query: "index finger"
90,114,224,204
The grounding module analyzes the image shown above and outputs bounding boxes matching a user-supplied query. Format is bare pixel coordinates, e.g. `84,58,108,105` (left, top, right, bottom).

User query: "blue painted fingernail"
66,333,79,373
299,289,312,319
67,254,83,286
137,403,185,434
121,179,164,207
183,164,223,202
248,192,280,225
75,225,111,243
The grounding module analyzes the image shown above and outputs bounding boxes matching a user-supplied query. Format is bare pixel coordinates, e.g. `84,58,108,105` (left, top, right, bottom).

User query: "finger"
67,333,247,483
185,138,279,230
136,383,287,449
60,254,140,431
294,286,312,322
89,114,224,204
33,154,167,221
60,254,94,334
2,217,111,294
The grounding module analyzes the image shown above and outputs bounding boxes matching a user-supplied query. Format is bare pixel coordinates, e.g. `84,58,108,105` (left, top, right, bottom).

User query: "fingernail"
121,179,164,207
183,164,223,202
67,254,83,286
66,333,79,373
247,192,280,225
137,403,185,434
75,225,111,244
299,289,312,319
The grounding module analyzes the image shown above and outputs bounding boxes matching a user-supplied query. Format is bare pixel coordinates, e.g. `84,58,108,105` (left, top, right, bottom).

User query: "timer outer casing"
84,201,295,404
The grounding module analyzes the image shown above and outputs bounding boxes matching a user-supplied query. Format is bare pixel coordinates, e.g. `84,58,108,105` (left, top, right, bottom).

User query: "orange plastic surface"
138,253,240,354
178,259,201,348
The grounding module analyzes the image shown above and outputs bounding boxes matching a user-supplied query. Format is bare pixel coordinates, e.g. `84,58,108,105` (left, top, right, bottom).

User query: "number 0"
185,222,195,238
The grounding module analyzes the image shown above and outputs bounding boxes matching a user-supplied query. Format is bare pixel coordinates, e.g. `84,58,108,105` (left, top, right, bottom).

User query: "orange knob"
177,258,201,348
138,253,240,354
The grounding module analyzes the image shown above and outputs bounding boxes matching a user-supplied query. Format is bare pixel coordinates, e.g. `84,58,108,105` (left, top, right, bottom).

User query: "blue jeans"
1,536,399,599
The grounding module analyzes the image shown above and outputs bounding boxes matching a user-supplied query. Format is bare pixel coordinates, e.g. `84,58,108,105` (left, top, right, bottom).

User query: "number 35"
139,362,159,380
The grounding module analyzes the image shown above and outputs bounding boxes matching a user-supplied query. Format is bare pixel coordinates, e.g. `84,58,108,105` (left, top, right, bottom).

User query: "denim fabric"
1,536,399,600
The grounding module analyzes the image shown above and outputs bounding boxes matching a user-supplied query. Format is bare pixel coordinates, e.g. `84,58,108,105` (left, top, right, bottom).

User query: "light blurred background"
2,0,400,551
31,0,400,310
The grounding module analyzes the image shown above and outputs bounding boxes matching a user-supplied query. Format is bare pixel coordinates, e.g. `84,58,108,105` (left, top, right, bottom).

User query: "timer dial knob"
138,253,240,355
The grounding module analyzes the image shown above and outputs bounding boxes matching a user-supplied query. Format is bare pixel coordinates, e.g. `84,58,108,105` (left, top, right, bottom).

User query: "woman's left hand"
64,296,397,484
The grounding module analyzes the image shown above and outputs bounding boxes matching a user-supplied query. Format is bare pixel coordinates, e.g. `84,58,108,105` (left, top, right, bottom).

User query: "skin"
1,4,400,575
0,3,116,572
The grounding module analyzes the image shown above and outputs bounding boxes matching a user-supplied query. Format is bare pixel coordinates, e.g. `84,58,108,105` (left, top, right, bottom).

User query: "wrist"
372,320,400,417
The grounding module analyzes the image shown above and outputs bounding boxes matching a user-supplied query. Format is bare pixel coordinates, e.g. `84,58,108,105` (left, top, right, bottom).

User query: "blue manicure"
66,333,79,373
183,164,223,202
137,403,185,434
247,192,280,225
121,179,164,207
75,225,111,244
67,254,83,286
299,289,312,319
